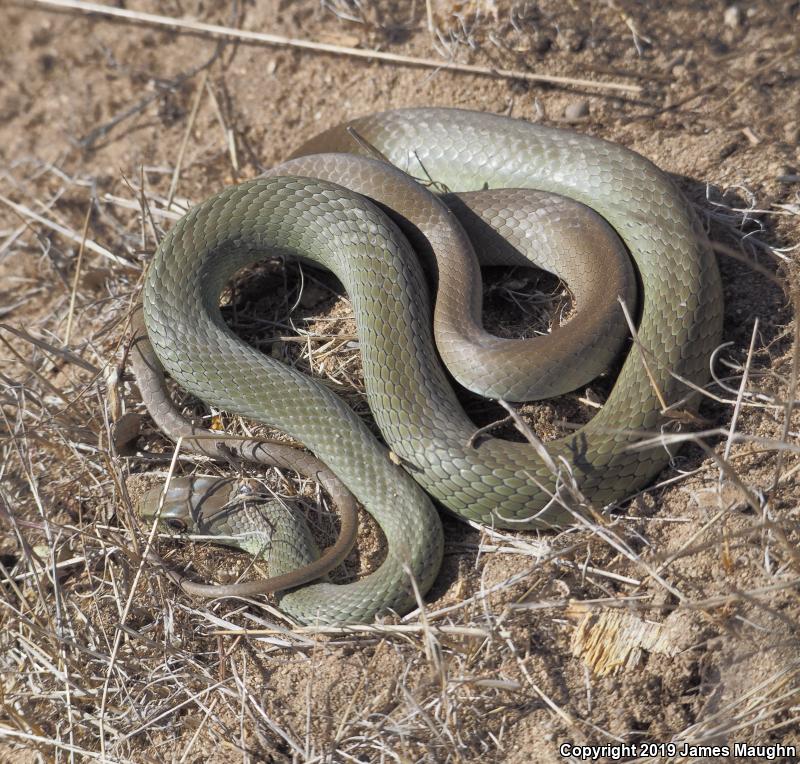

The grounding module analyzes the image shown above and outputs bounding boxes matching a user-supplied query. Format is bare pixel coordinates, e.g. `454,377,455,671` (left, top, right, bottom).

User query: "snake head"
136,476,252,535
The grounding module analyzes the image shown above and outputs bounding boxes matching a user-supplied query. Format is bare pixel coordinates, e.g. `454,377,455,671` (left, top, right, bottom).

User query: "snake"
136,107,723,625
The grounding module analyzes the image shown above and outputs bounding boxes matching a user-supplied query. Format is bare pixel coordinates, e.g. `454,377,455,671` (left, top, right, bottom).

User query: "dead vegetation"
1,1,799,762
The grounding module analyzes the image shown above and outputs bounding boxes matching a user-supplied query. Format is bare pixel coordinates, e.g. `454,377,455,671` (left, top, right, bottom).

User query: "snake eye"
165,518,187,532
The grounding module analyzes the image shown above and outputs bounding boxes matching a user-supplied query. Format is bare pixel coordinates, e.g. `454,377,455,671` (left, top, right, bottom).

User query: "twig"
0,192,129,267
211,623,490,638
64,202,92,346
0,324,100,373
100,192,182,222
32,0,643,95
0,188,65,258
205,79,239,176
721,319,758,474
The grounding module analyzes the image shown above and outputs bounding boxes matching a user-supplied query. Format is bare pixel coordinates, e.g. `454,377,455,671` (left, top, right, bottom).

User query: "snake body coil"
142,108,723,624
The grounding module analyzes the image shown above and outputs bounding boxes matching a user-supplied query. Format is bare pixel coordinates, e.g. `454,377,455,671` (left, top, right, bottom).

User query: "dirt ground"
1,1,799,762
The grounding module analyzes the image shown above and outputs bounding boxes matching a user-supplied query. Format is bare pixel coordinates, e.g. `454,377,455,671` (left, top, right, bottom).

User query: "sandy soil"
1,1,799,762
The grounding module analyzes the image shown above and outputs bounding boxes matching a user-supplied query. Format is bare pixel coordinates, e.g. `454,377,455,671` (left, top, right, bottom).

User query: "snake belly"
142,107,723,624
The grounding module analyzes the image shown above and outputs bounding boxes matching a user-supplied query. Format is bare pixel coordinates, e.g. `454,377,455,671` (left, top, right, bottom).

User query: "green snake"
136,107,723,624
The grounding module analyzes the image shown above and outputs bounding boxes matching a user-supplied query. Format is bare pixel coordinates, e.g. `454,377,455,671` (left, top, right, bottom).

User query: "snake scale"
138,107,723,624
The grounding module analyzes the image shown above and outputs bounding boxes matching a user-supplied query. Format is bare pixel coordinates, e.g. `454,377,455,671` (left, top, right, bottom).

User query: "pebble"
563,100,589,121
723,5,741,27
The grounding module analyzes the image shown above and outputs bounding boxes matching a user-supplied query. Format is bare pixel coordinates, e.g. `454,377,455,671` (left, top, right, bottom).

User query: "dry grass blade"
0,192,129,266
63,202,92,347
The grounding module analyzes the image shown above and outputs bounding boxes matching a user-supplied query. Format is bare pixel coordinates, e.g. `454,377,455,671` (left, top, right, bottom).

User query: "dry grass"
2,1,800,762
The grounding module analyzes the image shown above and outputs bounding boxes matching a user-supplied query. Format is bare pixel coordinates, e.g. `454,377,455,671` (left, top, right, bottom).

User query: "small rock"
723,5,741,28
563,99,589,121
783,121,799,145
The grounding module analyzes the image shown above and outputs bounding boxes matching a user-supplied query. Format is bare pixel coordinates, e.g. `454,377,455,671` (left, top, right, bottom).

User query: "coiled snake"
134,107,723,624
